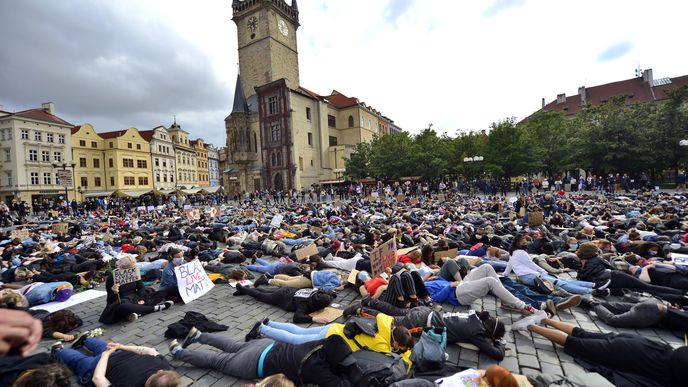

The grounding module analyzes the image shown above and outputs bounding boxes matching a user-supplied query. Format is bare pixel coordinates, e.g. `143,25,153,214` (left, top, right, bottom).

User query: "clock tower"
232,0,300,98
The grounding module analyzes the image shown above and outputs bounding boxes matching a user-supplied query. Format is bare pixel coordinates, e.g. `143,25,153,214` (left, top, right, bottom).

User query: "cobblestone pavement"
35,271,685,387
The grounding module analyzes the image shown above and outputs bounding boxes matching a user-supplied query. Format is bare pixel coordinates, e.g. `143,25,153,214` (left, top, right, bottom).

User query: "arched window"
239,128,244,145
245,128,251,148
276,151,282,166
271,153,276,166
348,115,354,128
254,132,258,153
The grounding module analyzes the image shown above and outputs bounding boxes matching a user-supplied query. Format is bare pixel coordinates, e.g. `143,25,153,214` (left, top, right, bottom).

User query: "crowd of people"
1,185,688,386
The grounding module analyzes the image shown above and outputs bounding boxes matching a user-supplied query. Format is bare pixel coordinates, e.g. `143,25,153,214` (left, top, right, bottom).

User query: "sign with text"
209,206,220,218
410,198,419,206
396,194,406,202
295,243,319,260
56,170,73,188
370,238,397,277
52,223,68,234
309,307,343,323
433,248,458,264
244,209,255,217
113,267,141,285
437,194,446,202
270,214,284,228
10,229,30,240
184,208,201,220
174,259,214,303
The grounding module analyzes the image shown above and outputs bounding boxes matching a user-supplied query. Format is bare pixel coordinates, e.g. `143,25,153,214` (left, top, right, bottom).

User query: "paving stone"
561,361,586,376
540,361,563,375
517,354,540,370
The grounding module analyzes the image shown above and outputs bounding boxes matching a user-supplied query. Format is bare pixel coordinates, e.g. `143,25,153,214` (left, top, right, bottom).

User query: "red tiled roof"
138,130,154,142
12,109,72,126
536,73,688,119
71,125,82,134
325,90,359,109
98,130,128,139
297,86,322,99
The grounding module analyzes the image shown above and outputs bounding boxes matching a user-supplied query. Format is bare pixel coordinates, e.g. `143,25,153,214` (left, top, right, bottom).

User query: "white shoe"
511,310,547,332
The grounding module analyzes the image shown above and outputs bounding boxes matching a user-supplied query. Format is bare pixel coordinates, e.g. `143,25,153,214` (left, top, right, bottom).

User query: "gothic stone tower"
231,0,300,98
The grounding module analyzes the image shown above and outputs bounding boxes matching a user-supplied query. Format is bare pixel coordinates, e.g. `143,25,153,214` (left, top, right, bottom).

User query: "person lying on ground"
233,285,334,323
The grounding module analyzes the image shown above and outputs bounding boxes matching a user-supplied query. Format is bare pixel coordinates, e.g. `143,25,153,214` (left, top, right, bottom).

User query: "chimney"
541,98,545,108
578,86,587,105
41,102,55,115
556,93,566,104
642,69,653,84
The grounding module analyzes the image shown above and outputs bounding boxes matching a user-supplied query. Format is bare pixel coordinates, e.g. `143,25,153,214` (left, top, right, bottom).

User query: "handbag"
410,328,446,372
534,276,555,294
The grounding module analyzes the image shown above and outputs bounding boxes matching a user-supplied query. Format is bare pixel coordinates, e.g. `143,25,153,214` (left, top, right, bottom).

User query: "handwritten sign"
174,259,214,303
113,267,141,285
52,223,68,234
295,243,319,260
136,206,146,212
348,269,360,285
396,194,406,202
410,198,419,205
309,307,343,323
147,206,155,212
310,226,323,234
396,246,420,257
433,248,458,263
244,209,255,217
370,239,397,277
270,214,284,228
185,208,201,220
10,229,30,240
437,194,446,202
209,206,220,218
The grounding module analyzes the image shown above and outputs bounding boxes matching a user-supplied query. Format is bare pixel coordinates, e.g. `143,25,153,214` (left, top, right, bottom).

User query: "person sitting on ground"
233,285,334,323
53,337,179,387
513,316,688,387
99,256,173,324
169,328,355,387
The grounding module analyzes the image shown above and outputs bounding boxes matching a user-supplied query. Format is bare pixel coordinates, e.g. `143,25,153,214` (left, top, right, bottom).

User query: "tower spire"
232,74,250,113
292,0,298,11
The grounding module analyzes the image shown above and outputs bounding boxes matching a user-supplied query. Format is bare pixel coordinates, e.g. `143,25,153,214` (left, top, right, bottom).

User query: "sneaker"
245,321,262,342
168,339,182,356
50,342,64,355
545,299,557,316
253,275,269,288
592,288,610,297
182,327,200,348
343,301,361,318
556,295,582,311
595,279,611,290
233,284,246,296
264,273,274,279
126,313,140,322
511,310,548,332
163,301,174,310
71,331,91,349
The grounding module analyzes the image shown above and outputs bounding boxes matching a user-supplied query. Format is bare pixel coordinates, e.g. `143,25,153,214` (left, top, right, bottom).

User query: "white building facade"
207,145,220,187
141,126,177,190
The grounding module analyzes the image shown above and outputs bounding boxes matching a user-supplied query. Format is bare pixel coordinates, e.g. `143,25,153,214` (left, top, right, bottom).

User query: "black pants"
593,300,663,328
240,286,292,310
610,271,684,304
380,271,429,306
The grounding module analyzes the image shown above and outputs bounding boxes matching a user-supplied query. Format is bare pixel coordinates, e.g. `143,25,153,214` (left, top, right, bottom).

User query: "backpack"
410,328,446,372
347,349,409,387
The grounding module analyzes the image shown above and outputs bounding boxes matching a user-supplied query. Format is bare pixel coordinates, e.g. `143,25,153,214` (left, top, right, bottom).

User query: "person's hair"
168,248,182,259
392,326,414,350
477,311,505,340
483,365,518,387
43,310,82,334
624,254,641,265
12,363,72,387
311,292,333,310
421,244,435,266
256,373,295,387
117,256,137,269
508,234,526,254
144,370,180,387
0,289,29,308
228,268,247,281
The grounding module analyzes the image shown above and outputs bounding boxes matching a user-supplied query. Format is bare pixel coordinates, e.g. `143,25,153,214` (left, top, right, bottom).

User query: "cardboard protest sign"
295,243,319,260
396,246,420,257
433,248,458,263
396,194,406,202
371,192,379,198
244,209,255,217
136,206,146,212
10,229,30,240
310,226,323,234
370,239,397,276
174,259,214,304
348,269,360,285
334,201,342,208
209,207,220,218
270,214,284,228
437,194,446,202
113,267,141,285
410,198,419,205
52,223,68,234
147,206,155,212
183,205,192,210
309,307,343,323
184,208,201,220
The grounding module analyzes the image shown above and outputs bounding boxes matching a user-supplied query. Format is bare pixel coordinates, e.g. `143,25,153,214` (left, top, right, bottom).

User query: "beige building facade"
168,121,197,189
140,126,177,190
0,102,75,204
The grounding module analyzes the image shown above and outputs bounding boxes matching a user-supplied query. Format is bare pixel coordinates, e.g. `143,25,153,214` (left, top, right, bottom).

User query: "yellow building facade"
191,138,209,187
100,128,154,194
71,124,108,201
168,122,197,189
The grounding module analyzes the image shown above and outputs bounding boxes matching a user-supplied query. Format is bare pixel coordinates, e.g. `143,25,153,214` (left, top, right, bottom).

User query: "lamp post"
52,161,76,202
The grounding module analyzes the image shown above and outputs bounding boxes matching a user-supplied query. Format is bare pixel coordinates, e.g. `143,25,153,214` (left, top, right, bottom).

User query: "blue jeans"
137,259,166,272
519,273,593,295
246,258,284,275
57,338,108,385
500,278,562,308
281,238,311,247
24,281,72,306
479,259,508,272
260,321,330,345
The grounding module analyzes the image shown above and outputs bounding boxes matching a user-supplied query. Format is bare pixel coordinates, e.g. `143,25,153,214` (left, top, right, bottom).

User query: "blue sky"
1,0,686,145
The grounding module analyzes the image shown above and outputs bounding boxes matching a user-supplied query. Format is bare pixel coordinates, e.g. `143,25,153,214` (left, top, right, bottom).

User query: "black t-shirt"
106,351,171,387
263,341,351,387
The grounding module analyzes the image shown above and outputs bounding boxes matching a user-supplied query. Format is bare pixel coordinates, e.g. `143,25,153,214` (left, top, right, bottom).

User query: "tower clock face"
278,19,288,36
247,16,258,32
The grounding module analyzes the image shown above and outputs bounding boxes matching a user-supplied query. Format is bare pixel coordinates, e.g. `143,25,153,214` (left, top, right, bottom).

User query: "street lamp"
52,161,76,202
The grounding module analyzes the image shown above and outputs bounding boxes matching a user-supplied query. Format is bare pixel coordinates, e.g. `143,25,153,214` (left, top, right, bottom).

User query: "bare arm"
372,285,387,300
110,343,159,357
92,349,114,387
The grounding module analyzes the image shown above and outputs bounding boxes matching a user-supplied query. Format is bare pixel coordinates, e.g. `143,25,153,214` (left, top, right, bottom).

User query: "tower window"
306,107,311,120
270,123,281,142
327,115,336,128
268,95,279,115
348,115,354,128
308,133,313,146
